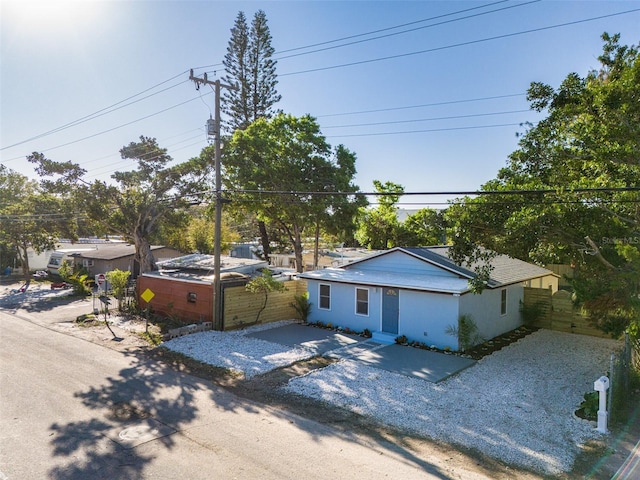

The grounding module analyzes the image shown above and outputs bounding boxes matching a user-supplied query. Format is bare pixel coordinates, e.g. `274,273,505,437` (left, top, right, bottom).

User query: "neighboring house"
271,248,380,271
137,254,269,324
299,246,559,351
65,244,181,278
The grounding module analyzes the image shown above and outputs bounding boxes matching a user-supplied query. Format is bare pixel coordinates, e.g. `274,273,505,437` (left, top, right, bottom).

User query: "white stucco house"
298,246,558,351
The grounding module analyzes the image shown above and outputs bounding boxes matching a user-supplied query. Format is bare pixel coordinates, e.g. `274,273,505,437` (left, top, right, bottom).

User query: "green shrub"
291,292,311,322
445,314,484,351
577,391,599,420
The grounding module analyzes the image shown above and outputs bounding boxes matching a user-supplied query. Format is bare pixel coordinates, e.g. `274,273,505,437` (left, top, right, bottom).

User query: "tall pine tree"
222,10,281,132
222,9,281,261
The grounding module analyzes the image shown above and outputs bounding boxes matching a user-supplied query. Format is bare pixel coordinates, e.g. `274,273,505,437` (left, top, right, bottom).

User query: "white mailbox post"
593,376,610,434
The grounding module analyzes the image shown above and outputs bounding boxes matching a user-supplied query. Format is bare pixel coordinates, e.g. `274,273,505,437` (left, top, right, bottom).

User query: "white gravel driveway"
163,321,622,476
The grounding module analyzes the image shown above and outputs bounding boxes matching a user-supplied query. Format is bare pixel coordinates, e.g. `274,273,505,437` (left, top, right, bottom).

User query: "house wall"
138,275,307,329
137,275,214,323
545,264,573,288
399,289,460,349
459,285,523,343
306,280,382,334
522,274,559,293
306,279,462,349
90,258,134,276
307,278,526,351
349,250,458,277
26,248,53,270
76,247,181,277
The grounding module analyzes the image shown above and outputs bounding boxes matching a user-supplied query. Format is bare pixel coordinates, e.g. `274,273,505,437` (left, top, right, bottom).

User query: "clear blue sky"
1,0,638,208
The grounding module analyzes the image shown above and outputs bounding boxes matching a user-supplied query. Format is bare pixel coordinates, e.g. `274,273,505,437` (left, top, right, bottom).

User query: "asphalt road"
0,307,493,480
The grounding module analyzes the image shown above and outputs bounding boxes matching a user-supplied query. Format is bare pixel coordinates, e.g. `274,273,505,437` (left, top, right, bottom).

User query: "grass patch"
138,330,164,346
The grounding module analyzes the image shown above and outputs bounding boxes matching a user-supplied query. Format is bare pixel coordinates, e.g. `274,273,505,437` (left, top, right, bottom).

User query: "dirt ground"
2,278,638,480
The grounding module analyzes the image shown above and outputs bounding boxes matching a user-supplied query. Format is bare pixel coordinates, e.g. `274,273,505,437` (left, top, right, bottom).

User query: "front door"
381,287,399,334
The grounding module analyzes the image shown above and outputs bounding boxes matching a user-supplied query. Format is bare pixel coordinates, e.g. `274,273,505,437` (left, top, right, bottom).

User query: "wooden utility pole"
189,70,233,331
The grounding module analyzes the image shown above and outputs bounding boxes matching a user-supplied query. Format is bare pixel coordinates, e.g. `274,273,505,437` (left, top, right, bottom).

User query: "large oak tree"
448,33,640,337
28,136,211,275
223,113,362,272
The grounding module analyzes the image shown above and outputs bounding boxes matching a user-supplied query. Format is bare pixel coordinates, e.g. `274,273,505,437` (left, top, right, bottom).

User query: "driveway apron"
247,323,475,383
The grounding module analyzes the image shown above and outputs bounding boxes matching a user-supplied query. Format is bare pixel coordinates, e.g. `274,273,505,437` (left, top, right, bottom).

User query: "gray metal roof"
299,267,470,294
404,246,554,287
68,244,168,260
157,253,268,272
301,246,554,292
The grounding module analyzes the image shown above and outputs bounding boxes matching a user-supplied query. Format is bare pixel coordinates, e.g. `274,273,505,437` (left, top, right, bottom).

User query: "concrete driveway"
246,323,475,383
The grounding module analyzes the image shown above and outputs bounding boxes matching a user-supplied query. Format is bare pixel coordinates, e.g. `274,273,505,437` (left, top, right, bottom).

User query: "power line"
315,93,526,118
325,122,524,138
322,109,530,129
196,0,534,72
278,0,513,55
277,1,541,61
226,186,640,197
279,8,640,76
3,5,635,172
3,187,637,220
0,73,190,151
2,95,207,162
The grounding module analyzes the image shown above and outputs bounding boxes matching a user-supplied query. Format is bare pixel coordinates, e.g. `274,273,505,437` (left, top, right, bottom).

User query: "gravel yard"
164,321,623,476
164,321,319,378
1,280,630,477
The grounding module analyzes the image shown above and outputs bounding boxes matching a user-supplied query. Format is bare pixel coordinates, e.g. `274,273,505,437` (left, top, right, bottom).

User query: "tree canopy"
356,180,445,250
448,33,640,337
27,136,211,275
223,113,363,272
222,9,281,132
0,164,78,277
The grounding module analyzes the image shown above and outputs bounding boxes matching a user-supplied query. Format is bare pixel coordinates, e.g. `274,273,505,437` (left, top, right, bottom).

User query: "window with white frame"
500,288,507,315
319,284,331,310
356,287,369,315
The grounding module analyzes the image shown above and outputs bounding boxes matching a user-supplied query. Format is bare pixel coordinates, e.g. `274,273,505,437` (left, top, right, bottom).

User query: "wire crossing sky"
1,1,638,207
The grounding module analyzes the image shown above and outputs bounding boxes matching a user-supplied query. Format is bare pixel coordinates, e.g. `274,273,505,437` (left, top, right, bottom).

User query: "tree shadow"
46,348,260,479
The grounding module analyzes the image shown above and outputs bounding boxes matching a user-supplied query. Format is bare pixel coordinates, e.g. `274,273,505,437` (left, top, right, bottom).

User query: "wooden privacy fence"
523,287,616,339
223,280,308,330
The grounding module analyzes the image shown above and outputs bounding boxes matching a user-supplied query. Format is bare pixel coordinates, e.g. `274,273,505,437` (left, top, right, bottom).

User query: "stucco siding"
522,275,558,293
350,251,458,277
306,280,381,333
399,290,460,349
459,285,523,342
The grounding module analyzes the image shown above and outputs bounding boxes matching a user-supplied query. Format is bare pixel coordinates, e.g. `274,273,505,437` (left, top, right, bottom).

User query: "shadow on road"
45,346,265,479
45,343,472,479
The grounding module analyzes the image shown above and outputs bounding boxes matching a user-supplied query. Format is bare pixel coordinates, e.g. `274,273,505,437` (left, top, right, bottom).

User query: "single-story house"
137,254,269,324
64,244,181,278
299,246,559,351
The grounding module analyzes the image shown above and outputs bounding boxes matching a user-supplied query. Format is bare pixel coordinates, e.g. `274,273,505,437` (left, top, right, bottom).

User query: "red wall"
138,275,213,324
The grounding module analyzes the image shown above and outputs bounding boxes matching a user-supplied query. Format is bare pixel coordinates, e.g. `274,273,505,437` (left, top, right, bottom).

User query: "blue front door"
381,287,399,334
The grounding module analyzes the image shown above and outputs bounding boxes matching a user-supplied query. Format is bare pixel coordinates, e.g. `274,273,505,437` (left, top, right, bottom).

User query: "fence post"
608,352,615,422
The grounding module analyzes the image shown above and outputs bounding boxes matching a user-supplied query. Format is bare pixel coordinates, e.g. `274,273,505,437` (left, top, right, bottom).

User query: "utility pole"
189,69,233,331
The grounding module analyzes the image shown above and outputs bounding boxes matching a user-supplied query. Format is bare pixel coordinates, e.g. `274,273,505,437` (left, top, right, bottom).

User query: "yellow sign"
141,288,155,303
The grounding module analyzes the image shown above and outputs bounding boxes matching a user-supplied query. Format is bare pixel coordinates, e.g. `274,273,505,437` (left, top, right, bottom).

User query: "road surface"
0,308,493,480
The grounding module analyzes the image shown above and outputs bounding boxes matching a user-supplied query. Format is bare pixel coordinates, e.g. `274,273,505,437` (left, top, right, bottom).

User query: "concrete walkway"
246,323,475,383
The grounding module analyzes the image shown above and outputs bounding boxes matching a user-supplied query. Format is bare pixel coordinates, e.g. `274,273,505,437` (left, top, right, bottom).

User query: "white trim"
355,287,369,316
500,288,507,316
319,283,331,310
